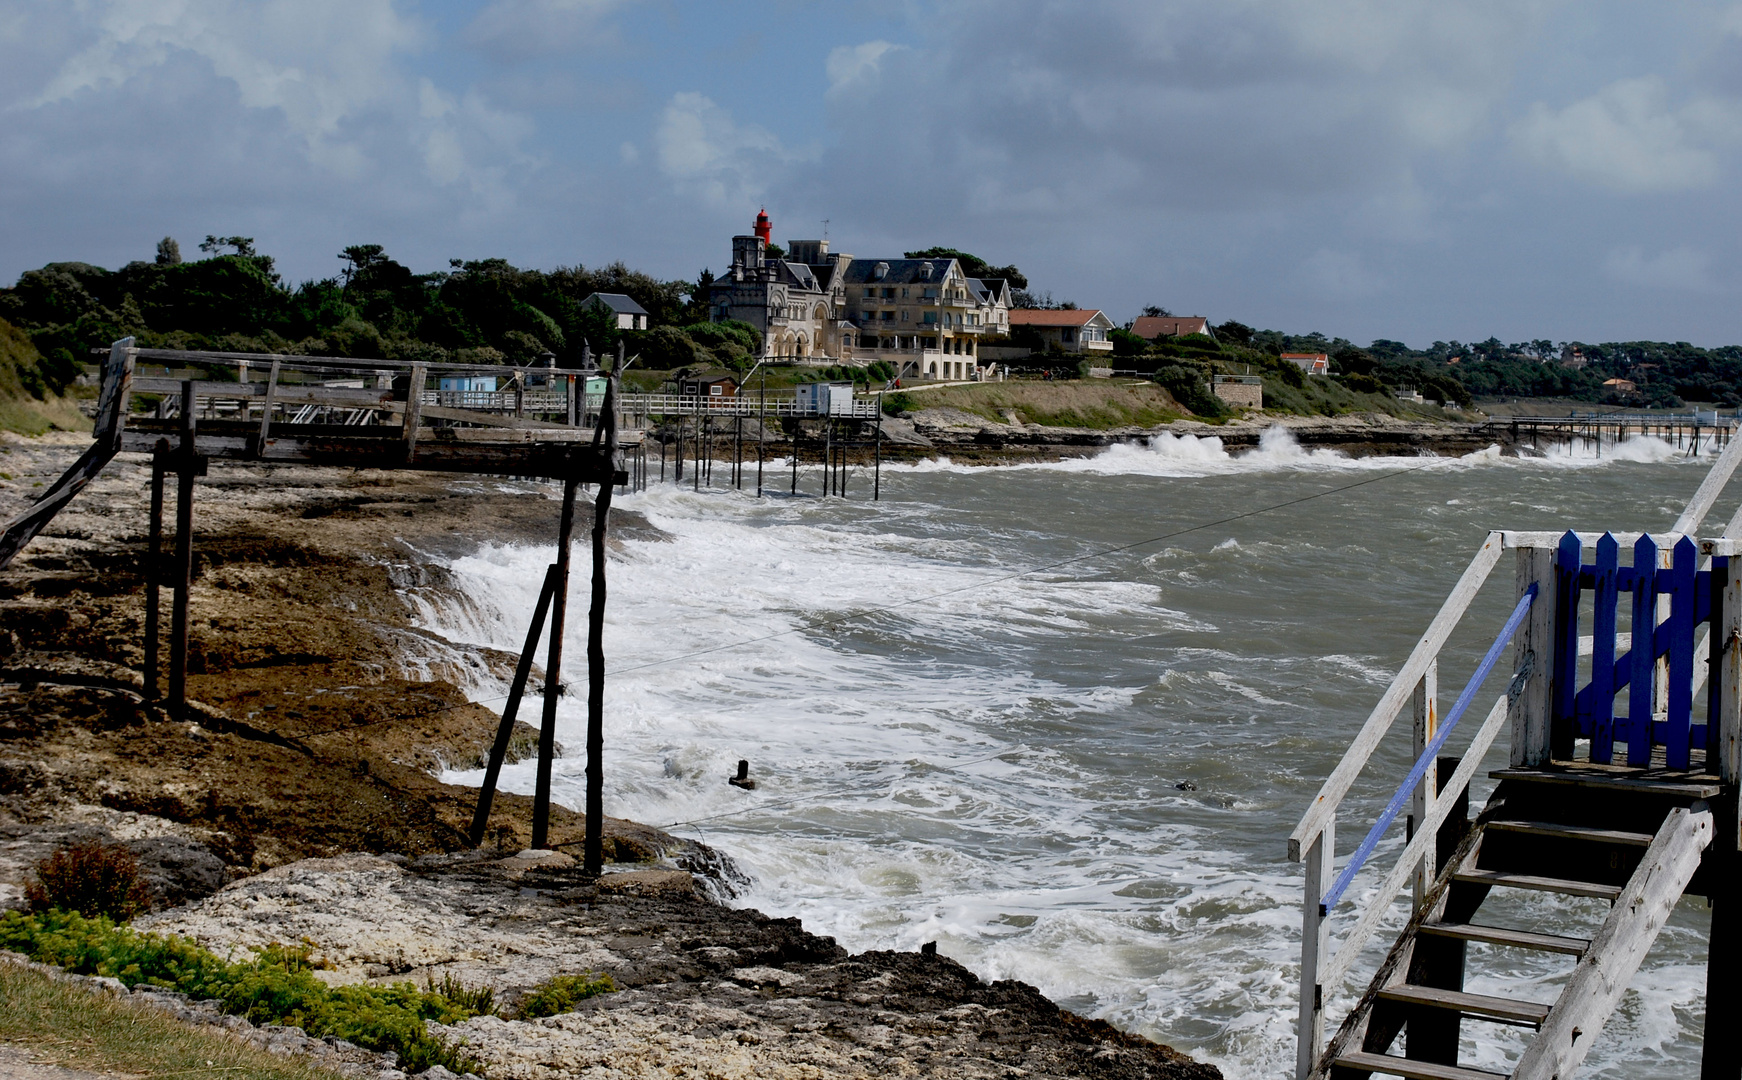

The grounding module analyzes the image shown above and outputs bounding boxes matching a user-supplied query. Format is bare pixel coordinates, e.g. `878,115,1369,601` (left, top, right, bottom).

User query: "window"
923,287,937,299
923,311,937,324
710,385,723,396
881,287,894,298
881,310,894,321
1061,328,1076,343
901,311,910,321
901,287,909,298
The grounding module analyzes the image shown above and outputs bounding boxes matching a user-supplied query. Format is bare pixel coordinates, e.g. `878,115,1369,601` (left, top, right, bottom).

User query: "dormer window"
874,261,889,279
921,262,934,280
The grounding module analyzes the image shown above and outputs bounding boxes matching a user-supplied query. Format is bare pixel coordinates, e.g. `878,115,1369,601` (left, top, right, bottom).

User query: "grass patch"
0,909,512,1075
513,973,615,1019
0,960,346,1080
0,390,89,436
896,381,1188,429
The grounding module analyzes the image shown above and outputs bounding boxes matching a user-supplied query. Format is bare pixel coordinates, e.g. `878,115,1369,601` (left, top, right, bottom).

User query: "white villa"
706,210,1012,380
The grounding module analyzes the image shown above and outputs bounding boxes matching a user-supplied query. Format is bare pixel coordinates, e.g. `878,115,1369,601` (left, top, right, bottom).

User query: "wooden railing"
1288,422,1742,1080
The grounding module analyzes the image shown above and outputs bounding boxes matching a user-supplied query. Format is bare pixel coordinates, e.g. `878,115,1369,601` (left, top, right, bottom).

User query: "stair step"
1452,868,1623,900
1379,983,1552,1026
1331,1050,1508,1080
1419,921,1590,956
1487,819,1655,847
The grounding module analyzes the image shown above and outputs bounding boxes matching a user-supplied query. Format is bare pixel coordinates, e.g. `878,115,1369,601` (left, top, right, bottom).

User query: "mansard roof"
841,258,963,285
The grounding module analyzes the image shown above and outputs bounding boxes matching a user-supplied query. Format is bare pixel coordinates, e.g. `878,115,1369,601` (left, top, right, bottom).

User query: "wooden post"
531,471,581,850
824,419,834,497
735,414,743,489
874,401,883,502
469,563,558,847
403,363,425,463
1511,545,1555,766
1410,660,1438,911
694,406,702,492
1297,818,1334,1080
791,421,799,494
255,358,279,455
674,415,684,482
143,440,168,701
1704,555,1742,1079
567,374,578,427
757,369,766,497
168,381,197,721
583,374,618,876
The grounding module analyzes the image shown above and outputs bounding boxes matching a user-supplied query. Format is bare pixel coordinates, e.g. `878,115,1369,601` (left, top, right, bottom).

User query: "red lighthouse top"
753,209,771,244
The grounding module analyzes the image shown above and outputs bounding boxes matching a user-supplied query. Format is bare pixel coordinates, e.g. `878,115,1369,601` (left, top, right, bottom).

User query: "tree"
902,247,1027,288
155,237,182,266
338,244,389,284
1214,320,1254,345
1141,305,1173,318
199,235,257,258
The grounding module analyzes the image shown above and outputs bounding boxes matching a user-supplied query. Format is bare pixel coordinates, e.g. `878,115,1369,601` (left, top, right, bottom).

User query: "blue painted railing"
1554,530,1717,769
1320,585,1538,913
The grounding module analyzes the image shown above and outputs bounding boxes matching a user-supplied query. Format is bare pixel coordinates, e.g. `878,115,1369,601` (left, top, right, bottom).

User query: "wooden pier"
0,338,636,871
1291,428,1742,1078
1485,410,1735,456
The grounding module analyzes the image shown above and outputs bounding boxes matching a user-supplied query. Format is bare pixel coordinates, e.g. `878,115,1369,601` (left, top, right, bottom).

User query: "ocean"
424,427,1715,1078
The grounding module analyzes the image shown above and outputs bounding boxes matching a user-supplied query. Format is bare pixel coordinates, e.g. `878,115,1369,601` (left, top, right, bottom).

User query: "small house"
1007,309,1117,353
580,292,649,331
1281,352,1330,374
1211,374,1262,410
679,372,739,399
1131,315,1213,340
439,375,498,392
1603,378,1637,394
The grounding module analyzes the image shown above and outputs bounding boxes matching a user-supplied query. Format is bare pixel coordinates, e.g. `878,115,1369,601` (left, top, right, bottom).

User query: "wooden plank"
1298,820,1334,1080
1450,869,1622,900
131,377,396,408
1418,921,1590,956
1552,531,1583,760
1631,533,1661,768
1332,1051,1506,1080
1512,806,1713,1080
530,474,580,852
1487,765,1721,797
1672,425,1742,535
1666,537,1698,769
1512,546,1555,767
1504,530,1685,550
92,337,136,448
1290,532,1504,862
117,431,624,482
167,381,197,722
1412,661,1439,911
1590,533,1621,762
1320,695,1509,993
1712,557,1742,815
1377,984,1551,1026
1486,820,1654,846
256,358,280,453
583,369,619,876
403,363,425,462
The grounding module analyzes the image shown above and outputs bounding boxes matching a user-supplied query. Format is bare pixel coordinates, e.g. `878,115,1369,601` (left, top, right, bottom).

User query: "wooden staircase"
1320,775,1714,1079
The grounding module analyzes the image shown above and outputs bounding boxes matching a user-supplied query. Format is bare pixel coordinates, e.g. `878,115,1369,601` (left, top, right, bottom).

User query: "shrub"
0,909,516,1075
26,841,152,921
1151,365,1228,418
882,391,914,416
514,973,615,1020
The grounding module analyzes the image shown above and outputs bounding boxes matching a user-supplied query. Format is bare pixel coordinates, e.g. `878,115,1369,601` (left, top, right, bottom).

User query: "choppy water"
426,427,1721,1078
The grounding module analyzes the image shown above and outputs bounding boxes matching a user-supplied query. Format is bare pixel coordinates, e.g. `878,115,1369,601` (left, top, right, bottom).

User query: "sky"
3,0,1742,348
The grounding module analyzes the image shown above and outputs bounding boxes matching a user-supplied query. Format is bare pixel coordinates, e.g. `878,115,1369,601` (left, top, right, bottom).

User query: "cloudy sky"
3,0,1741,347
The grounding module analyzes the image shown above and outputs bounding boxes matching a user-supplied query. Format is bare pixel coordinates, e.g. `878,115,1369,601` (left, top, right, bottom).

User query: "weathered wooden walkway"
1291,427,1742,1079
0,338,634,871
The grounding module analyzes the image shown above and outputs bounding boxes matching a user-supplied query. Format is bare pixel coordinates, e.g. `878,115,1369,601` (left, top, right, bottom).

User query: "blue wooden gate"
1553,530,1718,769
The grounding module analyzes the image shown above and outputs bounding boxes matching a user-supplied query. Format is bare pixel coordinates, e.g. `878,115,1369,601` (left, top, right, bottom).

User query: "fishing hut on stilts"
0,338,636,870
1291,429,1742,1078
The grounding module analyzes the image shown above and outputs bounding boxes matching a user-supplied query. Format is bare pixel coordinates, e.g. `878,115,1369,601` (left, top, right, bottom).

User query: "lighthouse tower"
753,208,772,245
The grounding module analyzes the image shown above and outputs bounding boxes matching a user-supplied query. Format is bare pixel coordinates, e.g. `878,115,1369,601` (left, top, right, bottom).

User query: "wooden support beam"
1297,818,1334,1080
584,372,618,876
531,472,580,850
469,562,558,848
168,381,200,722
143,441,168,701
254,358,279,455
402,363,425,463
1511,545,1554,767
1411,661,1439,911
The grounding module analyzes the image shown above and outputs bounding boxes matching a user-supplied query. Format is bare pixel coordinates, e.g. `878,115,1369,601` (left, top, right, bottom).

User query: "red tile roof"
1008,308,1103,327
1132,316,1210,339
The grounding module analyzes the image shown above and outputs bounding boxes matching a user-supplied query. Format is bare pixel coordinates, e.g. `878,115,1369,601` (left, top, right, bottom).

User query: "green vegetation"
25,839,152,921
513,973,616,1019
0,909,502,1074
0,960,346,1080
890,381,1187,429
0,316,90,435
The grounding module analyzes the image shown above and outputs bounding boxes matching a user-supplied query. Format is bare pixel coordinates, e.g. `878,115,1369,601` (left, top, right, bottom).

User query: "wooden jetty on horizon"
1292,423,1742,1078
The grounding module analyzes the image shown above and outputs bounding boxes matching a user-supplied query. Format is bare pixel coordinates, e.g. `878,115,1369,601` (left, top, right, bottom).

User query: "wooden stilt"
791,422,799,494
143,440,168,701
757,369,766,497
874,403,883,501
469,562,558,847
583,374,618,876
530,471,581,850
824,420,833,497
168,382,198,722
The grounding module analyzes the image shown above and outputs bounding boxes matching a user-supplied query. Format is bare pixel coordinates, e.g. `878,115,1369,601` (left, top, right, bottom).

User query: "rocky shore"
0,431,1221,1079
875,408,1509,464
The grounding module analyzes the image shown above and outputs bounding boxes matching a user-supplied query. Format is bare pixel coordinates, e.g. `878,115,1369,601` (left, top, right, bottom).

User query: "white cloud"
1601,246,1719,292
1510,77,1737,193
826,41,898,92
463,0,630,61
655,91,811,206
